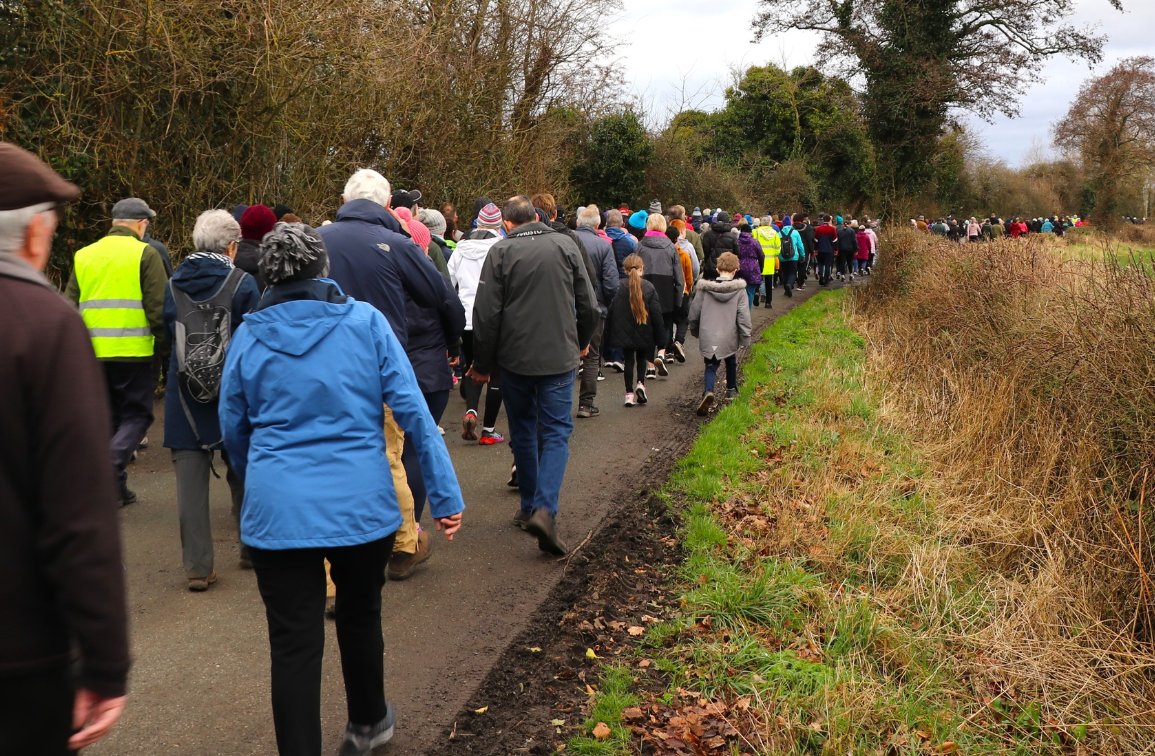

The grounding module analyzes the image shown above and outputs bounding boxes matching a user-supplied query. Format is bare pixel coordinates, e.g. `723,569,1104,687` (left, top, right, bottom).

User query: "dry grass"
857,230,1155,751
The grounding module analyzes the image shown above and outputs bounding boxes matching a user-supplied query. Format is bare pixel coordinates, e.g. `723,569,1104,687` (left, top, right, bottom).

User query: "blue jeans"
745,284,758,309
704,355,737,393
501,369,576,516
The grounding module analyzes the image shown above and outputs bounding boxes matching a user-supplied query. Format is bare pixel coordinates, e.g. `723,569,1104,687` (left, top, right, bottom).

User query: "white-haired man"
319,168,463,580
573,204,619,417
66,196,169,507
0,142,130,754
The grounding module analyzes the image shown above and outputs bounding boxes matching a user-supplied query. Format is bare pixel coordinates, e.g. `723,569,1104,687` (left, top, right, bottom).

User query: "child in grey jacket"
688,252,752,415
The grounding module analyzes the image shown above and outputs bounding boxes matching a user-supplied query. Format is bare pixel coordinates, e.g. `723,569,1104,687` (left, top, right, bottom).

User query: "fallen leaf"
527,647,542,653
622,707,644,720
592,722,612,740
939,743,959,754
628,626,645,636
473,706,488,715
550,718,566,727
585,684,597,696
585,648,599,660
638,659,652,668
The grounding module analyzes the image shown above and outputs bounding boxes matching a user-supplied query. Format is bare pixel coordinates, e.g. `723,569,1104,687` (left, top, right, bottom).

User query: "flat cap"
111,197,156,220
0,142,81,211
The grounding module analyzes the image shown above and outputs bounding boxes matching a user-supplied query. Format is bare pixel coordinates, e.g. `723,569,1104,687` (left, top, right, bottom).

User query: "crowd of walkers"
912,213,1089,241
2,140,882,755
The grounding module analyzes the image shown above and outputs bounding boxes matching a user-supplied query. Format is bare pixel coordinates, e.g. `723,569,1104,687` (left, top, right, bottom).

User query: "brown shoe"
388,529,432,580
513,509,531,530
524,508,567,556
188,573,217,592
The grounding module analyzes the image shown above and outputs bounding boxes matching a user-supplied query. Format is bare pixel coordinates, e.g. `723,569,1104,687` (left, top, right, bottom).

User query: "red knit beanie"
240,204,277,241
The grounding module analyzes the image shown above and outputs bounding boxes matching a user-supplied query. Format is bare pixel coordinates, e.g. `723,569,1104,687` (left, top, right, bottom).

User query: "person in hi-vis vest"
66,197,168,507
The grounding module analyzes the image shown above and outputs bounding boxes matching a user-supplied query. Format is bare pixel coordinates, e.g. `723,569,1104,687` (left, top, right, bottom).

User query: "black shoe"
339,704,396,756
726,388,738,400
507,465,519,488
764,300,773,308
645,368,658,380
656,357,669,377
673,341,686,363
525,508,567,555
577,405,599,418
119,482,137,507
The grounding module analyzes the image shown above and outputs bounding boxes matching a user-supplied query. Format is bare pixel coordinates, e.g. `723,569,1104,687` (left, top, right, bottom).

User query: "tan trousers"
384,405,419,554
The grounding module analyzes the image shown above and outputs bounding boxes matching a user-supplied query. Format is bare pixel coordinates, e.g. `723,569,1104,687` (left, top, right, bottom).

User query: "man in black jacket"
700,213,738,280
0,142,130,754
468,196,599,556
794,213,815,289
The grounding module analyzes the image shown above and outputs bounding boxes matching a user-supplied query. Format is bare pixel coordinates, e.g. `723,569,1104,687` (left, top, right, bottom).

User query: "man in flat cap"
0,142,130,753
65,196,169,506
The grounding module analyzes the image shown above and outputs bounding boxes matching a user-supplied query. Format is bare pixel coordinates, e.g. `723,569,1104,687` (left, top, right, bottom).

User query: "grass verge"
567,289,1095,754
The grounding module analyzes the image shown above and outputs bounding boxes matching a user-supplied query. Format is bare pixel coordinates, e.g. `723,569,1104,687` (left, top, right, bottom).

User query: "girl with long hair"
603,254,665,406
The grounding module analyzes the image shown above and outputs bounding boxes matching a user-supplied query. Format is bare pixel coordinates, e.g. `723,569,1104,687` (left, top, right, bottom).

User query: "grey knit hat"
648,199,662,214
259,222,329,284
418,208,447,238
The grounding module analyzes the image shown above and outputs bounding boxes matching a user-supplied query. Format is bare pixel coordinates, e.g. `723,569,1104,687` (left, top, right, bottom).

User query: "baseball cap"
390,189,422,209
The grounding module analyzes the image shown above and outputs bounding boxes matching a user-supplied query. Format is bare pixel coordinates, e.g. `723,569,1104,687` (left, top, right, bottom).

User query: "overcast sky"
615,0,1153,166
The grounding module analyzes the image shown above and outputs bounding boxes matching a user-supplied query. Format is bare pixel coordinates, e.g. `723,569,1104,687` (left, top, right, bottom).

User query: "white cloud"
614,0,1150,164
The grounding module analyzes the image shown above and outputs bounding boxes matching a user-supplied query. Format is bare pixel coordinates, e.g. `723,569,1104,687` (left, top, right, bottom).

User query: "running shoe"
605,361,625,373
673,341,686,363
479,430,506,445
461,409,478,441
635,383,648,404
656,357,669,377
645,368,658,380
696,392,714,416
624,392,636,407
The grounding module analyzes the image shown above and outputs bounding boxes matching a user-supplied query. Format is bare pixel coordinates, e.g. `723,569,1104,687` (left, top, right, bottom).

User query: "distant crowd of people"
913,213,1088,241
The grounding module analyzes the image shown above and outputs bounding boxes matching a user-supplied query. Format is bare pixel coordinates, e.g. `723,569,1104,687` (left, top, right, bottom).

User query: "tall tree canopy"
754,0,1123,212
1054,56,1155,226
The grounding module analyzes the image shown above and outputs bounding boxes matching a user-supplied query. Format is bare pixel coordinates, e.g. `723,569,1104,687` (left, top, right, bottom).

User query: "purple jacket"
736,231,764,287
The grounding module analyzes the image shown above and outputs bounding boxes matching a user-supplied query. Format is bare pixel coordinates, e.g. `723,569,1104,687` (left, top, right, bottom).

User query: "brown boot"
388,529,431,580
524,508,567,556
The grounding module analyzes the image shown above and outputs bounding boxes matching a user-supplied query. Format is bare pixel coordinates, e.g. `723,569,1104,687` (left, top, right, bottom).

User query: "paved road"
91,285,817,755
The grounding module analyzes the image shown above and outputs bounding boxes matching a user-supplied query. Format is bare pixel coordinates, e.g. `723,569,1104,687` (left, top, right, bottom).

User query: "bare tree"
1054,57,1155,226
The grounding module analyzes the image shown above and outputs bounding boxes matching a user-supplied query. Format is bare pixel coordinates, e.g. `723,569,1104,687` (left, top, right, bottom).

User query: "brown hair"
530,192,556,219
623,254,647,325
717,251,739,273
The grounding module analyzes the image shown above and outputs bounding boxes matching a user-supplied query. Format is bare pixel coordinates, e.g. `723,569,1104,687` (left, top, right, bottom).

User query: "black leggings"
460,330,502,428
623,349,649,391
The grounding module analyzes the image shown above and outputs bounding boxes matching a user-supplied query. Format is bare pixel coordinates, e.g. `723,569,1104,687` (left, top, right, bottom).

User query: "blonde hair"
717,251,739,273
645,213,667,232
623,254,647,325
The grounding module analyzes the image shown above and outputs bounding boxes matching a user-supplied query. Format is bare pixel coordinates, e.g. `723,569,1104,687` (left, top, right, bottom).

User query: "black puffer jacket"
604,277,665,351
234,238,266,290
700,220,738,280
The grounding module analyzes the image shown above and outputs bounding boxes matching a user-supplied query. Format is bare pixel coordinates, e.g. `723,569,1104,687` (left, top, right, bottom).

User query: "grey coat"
573,227,620,314
687,276,752,359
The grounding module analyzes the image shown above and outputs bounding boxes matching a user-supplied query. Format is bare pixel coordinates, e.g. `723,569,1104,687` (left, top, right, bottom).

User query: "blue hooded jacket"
163,255,260,450
219,279,465,550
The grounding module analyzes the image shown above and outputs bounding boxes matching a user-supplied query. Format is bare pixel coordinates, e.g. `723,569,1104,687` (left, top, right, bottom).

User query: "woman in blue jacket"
219,223,464,756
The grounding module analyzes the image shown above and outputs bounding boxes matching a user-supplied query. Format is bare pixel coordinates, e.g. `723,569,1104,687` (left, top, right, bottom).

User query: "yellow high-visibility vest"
753,226,781,275
74,234,154,358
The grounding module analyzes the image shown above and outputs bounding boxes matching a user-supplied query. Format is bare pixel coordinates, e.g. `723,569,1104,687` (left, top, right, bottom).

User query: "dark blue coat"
404,271,465,394
319,199,448,350
163,255,260,450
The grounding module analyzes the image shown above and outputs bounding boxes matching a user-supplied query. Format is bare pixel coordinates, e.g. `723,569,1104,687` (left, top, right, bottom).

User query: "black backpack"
779,230,795,262
172,268,246,446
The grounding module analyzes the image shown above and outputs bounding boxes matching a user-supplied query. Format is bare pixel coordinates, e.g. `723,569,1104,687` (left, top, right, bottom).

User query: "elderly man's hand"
466,367,490,384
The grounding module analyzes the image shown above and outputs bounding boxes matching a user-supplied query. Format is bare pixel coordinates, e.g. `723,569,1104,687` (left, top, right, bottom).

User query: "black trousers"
0,667,73,755
250,535,396,756
623,349,650,391
459,331,502,428
104,360,155,485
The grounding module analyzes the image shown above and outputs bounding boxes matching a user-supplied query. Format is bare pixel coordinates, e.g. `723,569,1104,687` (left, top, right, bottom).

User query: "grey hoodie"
687,276,752,359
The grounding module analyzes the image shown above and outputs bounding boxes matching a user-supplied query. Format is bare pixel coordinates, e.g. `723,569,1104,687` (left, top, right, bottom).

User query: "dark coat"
700,220,738,280
0,263,129,698
604,278,665,351
319,199,448,351
404,269,466,394
574,226,620,313
472,221,599,376
233,238,266,290
163,255,261,450
636,234,684,315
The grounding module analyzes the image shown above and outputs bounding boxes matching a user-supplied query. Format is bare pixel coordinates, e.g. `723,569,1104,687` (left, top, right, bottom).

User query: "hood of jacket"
738,231,759,253
333,198,406,235
696,276,747,301
710,219,733,234
171,253,234,300
453,232,501,261
247,279,351,356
